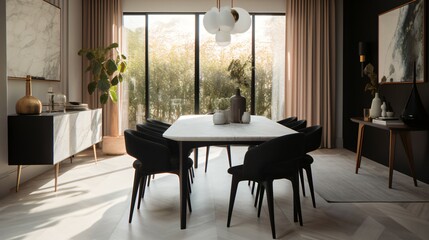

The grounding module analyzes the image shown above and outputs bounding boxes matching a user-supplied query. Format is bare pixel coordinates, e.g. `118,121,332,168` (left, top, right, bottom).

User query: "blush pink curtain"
82,0,122,137
285,0,336,148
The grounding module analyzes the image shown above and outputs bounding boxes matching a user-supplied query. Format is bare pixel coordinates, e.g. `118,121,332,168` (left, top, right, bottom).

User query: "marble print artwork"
6,0,61,81
378,0,424,83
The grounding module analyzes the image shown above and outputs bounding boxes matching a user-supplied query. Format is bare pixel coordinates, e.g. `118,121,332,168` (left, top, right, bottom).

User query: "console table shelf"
8,109,102,191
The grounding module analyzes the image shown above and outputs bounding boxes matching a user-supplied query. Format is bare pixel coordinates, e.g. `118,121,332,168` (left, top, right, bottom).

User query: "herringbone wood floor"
0,147,428,240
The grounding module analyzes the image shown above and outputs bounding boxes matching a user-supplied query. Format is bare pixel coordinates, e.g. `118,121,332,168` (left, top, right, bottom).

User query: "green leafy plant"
227,57,252,90
215,97,230,110
363,63,378,96
78,43,127,104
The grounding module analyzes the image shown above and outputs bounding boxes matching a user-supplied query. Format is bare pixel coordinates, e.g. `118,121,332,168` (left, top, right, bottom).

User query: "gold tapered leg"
16,165,22,192
54,163,60,192
93,144,98,164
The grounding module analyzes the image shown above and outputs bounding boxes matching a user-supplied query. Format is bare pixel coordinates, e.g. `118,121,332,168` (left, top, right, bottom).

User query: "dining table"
163,114,296,229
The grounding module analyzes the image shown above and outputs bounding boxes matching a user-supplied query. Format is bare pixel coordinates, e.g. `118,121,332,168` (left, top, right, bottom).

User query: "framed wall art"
378,0,425,84
6,0,61,82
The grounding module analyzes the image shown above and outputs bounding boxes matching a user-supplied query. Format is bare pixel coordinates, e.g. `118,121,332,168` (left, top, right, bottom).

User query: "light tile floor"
0,147,428,240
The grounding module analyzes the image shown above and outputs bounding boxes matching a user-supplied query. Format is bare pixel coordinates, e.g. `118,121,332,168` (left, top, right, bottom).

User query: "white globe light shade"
215,30,231,46
231,7,251,34
203,7,219,34
218,6,235,32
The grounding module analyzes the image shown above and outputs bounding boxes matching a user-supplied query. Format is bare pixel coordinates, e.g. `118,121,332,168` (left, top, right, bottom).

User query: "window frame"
123,12,285,122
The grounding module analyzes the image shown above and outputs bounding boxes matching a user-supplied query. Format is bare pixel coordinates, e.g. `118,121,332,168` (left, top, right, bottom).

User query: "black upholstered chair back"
242,133,305,180
137,123,166,135
124,129,173,173
283,119,307,130
146,118,171,129
298,125,322,153
277,116,297,126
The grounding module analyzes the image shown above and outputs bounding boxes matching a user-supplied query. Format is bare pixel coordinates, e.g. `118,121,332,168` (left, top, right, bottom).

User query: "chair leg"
265,180,276,239
205,146,210,173
137,175,147,210
189,168,194,184
251,181,256,194
187,173,192,212
226,145,232,167
291,173,303,226
188,173,192,194
191,166,195,178
227,176,240,227
305,165,316,208
299,168,306,197
254,183,260,207
129,168,142,223
257,184,265,218
147,174,151,187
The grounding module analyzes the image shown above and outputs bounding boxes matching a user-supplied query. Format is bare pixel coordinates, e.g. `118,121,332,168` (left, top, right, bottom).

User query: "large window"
199,15,252,114
122,13,285,128
148,15,195,123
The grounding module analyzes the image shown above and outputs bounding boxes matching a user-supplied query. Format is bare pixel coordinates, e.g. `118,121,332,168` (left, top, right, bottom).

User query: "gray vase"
230,88,246,123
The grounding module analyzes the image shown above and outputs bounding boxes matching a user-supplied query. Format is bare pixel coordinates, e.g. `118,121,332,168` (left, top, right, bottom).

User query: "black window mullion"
251,14,256,115
195,14,200,114
145,14,149,120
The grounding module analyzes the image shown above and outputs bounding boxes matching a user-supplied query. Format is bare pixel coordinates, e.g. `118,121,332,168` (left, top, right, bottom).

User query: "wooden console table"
8,109,102,191
350,117,426,188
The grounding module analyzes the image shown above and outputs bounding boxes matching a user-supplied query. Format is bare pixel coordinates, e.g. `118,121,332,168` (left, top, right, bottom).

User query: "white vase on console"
370,92,382,118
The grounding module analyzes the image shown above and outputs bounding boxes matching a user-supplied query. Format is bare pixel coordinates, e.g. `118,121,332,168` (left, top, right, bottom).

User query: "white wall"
0,0,10,197
67,0,82,102
123,0,286,13
0,0,82,198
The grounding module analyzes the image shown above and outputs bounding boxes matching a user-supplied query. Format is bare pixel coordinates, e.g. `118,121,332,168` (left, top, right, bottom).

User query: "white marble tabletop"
163,115,296,142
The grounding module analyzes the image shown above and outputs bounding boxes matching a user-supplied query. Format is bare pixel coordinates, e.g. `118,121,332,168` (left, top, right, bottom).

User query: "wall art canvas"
6,0,61,81
378,0,425,83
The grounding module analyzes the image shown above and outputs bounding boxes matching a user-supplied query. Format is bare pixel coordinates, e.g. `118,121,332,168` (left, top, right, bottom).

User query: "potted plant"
213,97,230,124
78,43,127,104
78,43,127,155
227,57,251,123
363,63,381,118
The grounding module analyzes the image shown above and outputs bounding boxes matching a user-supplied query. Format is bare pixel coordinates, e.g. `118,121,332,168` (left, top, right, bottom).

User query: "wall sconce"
359,42,367,77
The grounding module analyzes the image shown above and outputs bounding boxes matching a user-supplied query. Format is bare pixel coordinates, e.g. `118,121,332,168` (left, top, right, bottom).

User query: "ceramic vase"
15,75,42,115
369,92,381,118
230,88,246,123
242,112,251,123
400,63,428,127
213,110,226,125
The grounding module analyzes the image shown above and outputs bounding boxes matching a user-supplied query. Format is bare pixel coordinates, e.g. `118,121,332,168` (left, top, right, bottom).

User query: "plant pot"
213,110,226,125
102,135,126,155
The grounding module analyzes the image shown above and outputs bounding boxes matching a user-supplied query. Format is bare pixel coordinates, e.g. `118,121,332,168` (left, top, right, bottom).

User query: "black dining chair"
136,122,195,186
276,116,297,126
282,119,307,130
125,129,193,223
248,116,298,193
251,118,306,204
297,125,322,208
226,133,306,239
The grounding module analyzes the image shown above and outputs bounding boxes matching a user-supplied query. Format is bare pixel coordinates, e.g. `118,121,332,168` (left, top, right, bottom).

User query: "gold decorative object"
15,75,42,115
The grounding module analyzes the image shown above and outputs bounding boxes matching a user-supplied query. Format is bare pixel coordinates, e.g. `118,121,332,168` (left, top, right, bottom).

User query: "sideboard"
8,109,102,191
